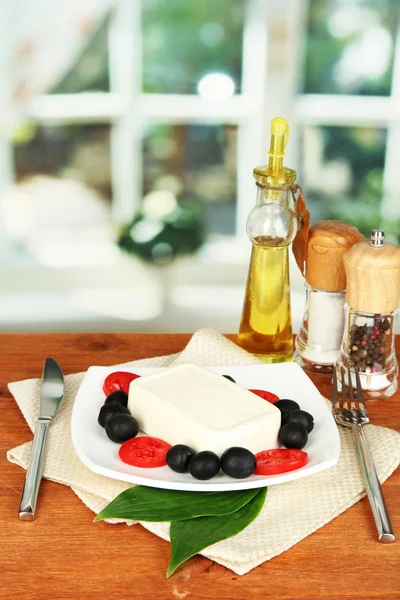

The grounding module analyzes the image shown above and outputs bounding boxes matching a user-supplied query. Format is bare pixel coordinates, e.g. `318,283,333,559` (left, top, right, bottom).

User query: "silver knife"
19,358,64,521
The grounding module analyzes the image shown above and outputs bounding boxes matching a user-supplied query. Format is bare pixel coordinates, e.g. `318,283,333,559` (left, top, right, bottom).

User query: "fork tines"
332,365,368,424
354,367,366,408
333,365,366,410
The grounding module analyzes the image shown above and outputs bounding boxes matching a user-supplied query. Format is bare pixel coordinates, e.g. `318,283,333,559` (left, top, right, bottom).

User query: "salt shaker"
337,229,400,399
294,221,364,374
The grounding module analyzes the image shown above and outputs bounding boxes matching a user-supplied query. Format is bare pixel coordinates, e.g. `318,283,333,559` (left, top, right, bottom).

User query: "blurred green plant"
304,0,398,95
118,196,205,264
304,125,394,240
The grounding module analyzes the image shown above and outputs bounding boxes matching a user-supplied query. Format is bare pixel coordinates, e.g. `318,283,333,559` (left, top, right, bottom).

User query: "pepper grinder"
294,221,364,374
337,229,400,399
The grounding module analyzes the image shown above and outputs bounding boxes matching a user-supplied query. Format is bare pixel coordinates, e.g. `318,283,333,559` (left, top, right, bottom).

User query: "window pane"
13,124,111,199
303,0,398,95
301,126,387,237
50,19,109,94
6,125,112,265
143,124,237,236
142,0,244,94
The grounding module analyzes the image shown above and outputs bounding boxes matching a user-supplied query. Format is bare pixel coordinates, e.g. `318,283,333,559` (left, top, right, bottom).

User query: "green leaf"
94,485,260,523
167,487,267,577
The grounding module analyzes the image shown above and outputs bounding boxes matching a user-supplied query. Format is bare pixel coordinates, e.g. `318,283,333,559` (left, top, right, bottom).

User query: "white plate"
71,363,340,492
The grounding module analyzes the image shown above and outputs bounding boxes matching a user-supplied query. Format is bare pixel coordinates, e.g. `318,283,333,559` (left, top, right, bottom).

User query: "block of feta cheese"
128,364,281,455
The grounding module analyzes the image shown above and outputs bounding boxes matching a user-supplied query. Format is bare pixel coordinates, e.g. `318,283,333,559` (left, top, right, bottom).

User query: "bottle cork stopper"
344,230,400,313
305,221,364,291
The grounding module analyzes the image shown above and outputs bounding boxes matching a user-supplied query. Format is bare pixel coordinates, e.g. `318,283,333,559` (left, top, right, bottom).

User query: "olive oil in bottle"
237,117,299,363
238,237,293,362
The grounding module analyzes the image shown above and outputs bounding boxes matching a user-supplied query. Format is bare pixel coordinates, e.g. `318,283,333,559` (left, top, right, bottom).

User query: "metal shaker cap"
370,229,385,247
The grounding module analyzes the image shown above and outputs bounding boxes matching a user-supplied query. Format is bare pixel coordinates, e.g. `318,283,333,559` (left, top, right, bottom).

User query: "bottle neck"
256,184,292,208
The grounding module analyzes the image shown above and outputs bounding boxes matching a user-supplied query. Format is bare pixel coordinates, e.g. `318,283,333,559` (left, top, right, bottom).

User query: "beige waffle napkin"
6,327,400,575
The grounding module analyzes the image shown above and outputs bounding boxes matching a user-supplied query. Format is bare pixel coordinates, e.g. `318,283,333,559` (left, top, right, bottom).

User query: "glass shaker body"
295,283,345,374
237,184,297,363
336,304,398,399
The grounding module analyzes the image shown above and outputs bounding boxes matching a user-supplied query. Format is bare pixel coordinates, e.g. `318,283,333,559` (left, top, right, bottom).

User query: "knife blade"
19,358,64,521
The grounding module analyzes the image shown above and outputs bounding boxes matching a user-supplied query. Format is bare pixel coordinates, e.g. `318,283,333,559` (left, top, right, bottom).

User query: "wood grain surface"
344,239,400,313
1,333,399,600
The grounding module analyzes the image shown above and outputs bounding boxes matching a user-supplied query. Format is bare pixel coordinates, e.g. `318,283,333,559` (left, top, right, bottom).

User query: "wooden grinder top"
344,230,400,313
305,220,364,291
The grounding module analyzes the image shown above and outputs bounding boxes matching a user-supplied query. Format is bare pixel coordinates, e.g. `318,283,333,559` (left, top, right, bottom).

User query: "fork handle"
353,424,395,543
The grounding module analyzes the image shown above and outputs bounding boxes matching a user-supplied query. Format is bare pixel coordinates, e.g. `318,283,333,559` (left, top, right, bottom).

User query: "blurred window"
301,126,388,235
14,124,111,199
143,124,237,237
4,0,262,264
3,0,400,270
299,0,400,243
304,0,397,96
142,0,244,95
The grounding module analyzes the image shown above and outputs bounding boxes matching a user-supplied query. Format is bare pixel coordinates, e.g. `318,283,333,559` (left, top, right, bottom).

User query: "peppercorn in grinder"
294,221,364,374
337,230,400,399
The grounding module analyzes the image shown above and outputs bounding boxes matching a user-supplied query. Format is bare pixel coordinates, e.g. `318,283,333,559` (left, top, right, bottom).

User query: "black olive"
279,422,308,450
222,375,236,383
98,403,130,428
188,451,220,480
166,444,196,473
105,414,139,443
280,410,293,427
287,409,314,433
104,390,128,407
220,447,256,479
274,399,300,414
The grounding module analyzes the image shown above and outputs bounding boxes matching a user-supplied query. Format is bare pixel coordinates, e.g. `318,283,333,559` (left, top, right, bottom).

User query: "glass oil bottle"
237,117,301,363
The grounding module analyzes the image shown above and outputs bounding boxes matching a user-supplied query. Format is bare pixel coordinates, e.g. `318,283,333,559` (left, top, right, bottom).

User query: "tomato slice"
255,449,308,475
249,389,279,403
103,371,140,395
119,436,172,468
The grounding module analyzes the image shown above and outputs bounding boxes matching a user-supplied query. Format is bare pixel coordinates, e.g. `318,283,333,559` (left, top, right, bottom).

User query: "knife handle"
19,421,50,521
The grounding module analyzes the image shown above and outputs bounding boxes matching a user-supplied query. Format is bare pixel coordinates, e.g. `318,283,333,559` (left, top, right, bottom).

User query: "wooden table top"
1,333,399,600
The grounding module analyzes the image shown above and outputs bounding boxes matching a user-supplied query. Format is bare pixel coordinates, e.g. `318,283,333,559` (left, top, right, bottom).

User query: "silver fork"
332,365,395,543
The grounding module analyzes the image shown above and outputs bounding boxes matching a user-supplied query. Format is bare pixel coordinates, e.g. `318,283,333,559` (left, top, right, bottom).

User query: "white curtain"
2,0,114,130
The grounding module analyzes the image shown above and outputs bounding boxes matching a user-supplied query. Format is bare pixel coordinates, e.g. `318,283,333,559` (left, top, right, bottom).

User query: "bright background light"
197,72,235,101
